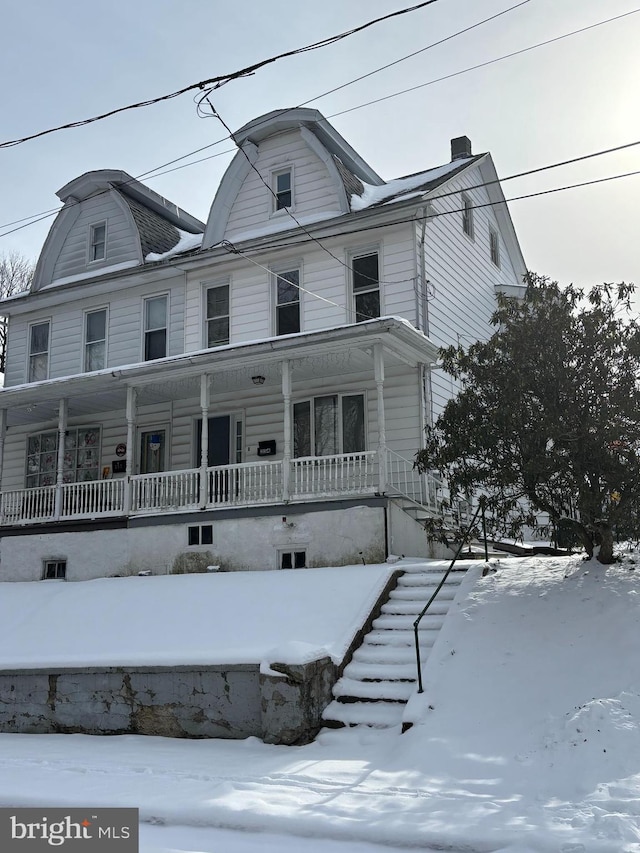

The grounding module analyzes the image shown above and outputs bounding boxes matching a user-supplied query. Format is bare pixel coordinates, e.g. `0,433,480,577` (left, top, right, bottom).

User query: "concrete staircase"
323,564,466,729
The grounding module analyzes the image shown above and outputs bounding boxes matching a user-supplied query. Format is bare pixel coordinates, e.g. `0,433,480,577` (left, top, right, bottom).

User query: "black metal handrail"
414,497,487,693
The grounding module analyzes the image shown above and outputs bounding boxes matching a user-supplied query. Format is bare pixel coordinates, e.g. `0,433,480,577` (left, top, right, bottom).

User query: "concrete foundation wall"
0,658,338,745
0,504,386,581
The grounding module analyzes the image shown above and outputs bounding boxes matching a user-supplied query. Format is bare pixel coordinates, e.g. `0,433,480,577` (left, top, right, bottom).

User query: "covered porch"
0,319,439,527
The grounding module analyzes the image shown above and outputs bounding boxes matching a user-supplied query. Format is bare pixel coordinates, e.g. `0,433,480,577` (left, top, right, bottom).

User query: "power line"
326,6,640,121
2,3,635,238
0,0,442,150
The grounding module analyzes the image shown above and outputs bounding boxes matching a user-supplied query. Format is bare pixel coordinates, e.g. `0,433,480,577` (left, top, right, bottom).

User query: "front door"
139,429,166,474
196,416,232,503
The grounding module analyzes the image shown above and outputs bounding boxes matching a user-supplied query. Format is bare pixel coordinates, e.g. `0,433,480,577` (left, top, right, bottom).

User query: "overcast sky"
1,0,638,293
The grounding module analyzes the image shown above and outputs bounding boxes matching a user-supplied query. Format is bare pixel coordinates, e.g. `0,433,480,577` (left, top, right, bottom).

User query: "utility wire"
2,3,635,236
0,0,442,150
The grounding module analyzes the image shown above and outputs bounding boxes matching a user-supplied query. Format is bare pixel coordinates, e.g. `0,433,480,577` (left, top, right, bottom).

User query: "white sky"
1,0,639,293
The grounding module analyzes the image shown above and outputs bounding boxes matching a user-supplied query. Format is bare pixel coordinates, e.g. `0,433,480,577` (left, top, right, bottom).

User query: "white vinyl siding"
225,129,342,241
424,169,518,423
51,192,139,282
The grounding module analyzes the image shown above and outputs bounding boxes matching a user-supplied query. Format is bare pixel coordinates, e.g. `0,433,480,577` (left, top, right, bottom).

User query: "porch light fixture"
252,375,266,386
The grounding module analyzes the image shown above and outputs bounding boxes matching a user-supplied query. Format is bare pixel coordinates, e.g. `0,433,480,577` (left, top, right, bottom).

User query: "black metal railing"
414,497,488,693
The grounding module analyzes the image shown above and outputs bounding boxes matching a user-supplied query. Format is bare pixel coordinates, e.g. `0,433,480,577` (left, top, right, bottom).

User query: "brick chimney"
451,136,472,161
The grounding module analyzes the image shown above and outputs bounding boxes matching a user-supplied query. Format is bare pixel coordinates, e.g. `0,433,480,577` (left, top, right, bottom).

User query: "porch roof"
1,317,438,427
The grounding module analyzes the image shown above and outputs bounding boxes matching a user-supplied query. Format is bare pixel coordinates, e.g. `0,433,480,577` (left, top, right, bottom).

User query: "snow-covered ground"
1,553,639,853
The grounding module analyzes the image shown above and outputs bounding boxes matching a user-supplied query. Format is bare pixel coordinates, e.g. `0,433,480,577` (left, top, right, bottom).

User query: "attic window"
273,169,292,211
489,226,500,267
461,194,474,239
89,222,106,262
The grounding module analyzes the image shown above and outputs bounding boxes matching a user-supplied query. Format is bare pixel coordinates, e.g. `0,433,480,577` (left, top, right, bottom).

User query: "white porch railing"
292,451,377,498
0,450,390,525
386,448,440,513
132,469,200,513
61,479,126,518
0,485,57,524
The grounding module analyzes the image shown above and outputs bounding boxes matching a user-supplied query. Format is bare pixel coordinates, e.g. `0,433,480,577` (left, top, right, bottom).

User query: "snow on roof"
0,563,394,669
145,229,203,262
351,158,475,211
42,260,141,290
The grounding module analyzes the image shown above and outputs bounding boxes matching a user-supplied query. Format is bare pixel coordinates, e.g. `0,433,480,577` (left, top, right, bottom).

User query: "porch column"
374,343,387,494
124,386,137,514
281,359,291,501
199,374,210,507
54,398,68,519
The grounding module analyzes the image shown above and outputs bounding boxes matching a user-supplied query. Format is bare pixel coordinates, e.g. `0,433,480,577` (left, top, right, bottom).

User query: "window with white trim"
28,321,50,382
274,268,300,335
352,252,380,323
273,168,292,211
26,426,101,488
89,222,106,262
489,225,500,267
205,283,230,348
84,308,107,371
462,194,474,238
144,295,167,360
293,393,365,457
43,560,66,580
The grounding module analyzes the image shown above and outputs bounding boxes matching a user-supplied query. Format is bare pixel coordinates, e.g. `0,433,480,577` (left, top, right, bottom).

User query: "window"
205,284,230,348
293,394,365,457
28,321,50,382
280,550,307,569
274,269,300,335
26,426,101,488
84,308,107,371
273,169,292,211
144,295,167,360
89,222,106,262
352,252,380,323
188,525,213,546
462,194,474,238
43,560,66,580
489,226,500,267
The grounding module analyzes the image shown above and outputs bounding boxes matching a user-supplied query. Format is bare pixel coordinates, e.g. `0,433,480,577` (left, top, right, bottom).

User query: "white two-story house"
0,108,526,581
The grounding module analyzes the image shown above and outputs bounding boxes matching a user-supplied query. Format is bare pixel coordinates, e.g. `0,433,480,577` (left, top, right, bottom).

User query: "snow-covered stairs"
323,564,465,729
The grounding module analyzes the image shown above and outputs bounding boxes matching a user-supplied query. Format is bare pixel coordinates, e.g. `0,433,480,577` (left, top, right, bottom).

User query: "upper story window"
84,308,107,371
28,321,50,382
352,252,380,323
293,393,365,457
89,222,106,262
144,295,167,361
489,225,500,267
205,283,230,348
274,268,300,335
273,168,292,211
462,194,474,239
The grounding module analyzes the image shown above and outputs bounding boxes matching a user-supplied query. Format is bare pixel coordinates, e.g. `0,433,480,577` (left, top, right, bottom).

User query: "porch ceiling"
1,318,437,427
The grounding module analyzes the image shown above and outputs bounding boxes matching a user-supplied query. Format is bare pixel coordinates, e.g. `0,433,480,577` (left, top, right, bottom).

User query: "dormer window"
273,169,292,211
89,222,106,262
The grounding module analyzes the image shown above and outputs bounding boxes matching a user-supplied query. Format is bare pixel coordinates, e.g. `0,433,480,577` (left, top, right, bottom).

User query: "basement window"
188,524,213,546
279,550,307,569
43,559,66,580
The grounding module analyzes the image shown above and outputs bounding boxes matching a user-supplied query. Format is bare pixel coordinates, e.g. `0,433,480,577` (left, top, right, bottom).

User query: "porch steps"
322,565,466,730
